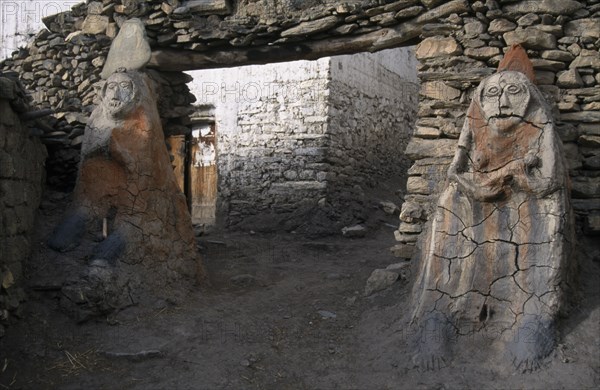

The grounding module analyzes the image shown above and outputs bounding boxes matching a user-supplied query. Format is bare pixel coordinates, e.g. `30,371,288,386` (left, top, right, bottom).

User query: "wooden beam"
148,23,422,71
183,0,231,15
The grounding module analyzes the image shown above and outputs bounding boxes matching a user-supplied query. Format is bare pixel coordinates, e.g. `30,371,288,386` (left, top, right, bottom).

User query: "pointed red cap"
497,44,535,83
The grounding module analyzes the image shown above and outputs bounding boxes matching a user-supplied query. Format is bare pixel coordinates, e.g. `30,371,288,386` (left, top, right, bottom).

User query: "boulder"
81,15,109,35
565,18,600,39
503,28,556,50
380,201,399,215
390,243,416,259
488,18,517,35
557,69,583,88
570,50,600,70
280,16,340,38
101,18,152,79
416,37,462,59
342,224,367,238
364,269,399,296
502,0,583,16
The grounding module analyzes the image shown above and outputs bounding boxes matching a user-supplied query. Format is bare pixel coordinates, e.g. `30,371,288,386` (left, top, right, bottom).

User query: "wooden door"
190,123,217,226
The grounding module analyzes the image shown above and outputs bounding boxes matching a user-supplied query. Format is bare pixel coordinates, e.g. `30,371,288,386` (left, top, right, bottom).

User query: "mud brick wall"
0,75,47,337
394,0,600,258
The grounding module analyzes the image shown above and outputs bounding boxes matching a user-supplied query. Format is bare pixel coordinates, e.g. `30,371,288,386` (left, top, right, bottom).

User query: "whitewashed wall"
187,58,332,227
330,47,418,96
186,47,418,229
0,1,78,60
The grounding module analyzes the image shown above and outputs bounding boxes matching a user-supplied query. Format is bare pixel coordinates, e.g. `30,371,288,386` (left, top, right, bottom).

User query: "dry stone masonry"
327,52,418,230
395,0,600,259
0,0,428,229
0,74,47,337
0,0,597,245
0,0,470,186
1,1,199,189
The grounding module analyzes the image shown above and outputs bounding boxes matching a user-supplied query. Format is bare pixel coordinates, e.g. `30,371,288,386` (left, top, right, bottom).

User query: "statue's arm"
447,125,505,202
447,119,471,181
80,120,111,160
447,146,475,194
519,125,562,197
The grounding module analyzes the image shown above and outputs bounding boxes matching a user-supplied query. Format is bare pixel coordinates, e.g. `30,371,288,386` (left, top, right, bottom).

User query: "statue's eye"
485,85,500,96
120,82,131,89
107,82,117,89
505,84,522,94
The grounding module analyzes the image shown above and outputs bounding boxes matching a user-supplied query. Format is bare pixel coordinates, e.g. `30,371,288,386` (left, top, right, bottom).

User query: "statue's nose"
500,91,510,108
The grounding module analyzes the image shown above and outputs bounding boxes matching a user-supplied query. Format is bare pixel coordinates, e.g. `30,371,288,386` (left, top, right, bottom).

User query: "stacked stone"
394,0,600,258
0,74,47,337
555,14,600,236
216,63,332,227
138,0,429,49
327,77,418,227
0,0,597,236
0,0,482,190
2,2,106,188
0,1,197,189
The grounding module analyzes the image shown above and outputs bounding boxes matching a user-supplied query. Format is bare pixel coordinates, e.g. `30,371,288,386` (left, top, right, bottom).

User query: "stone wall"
0,0,426,232
0,0,79,59
0,2,197,189
188,48,418,231
394,0,600,258
327,48,418,225
0,74,47,337
0,0,455,190
0,0,597,240
188,58,331,228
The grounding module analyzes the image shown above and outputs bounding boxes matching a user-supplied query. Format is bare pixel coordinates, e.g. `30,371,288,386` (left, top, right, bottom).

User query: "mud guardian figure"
47,20,204,316
409,45,575,372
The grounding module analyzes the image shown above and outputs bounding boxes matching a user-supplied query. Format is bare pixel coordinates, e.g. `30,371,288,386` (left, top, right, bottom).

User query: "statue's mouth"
109,100,124,109
495,111,518,118
491,113,520,119
487,114,522,132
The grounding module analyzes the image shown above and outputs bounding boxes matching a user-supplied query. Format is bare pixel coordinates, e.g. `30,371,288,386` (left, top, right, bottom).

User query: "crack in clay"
408,54,574,372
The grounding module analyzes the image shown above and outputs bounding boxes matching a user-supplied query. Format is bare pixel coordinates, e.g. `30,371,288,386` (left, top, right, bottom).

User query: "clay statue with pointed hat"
409,45,575,372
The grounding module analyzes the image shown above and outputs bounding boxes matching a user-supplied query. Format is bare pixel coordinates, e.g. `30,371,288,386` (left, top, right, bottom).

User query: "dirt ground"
0,189,599,390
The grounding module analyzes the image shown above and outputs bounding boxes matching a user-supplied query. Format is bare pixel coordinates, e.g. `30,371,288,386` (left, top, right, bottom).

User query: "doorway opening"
167,115,218,227
183,48,418,231
189,121,217,226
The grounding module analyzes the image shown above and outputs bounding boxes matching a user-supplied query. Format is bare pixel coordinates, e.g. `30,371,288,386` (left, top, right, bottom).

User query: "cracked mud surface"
0,190,598,389
409,65,576,372
51,70,202,294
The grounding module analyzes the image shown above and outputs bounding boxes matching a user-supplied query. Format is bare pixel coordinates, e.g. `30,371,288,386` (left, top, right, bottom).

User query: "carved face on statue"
478,71,531,133
102,71,138,118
